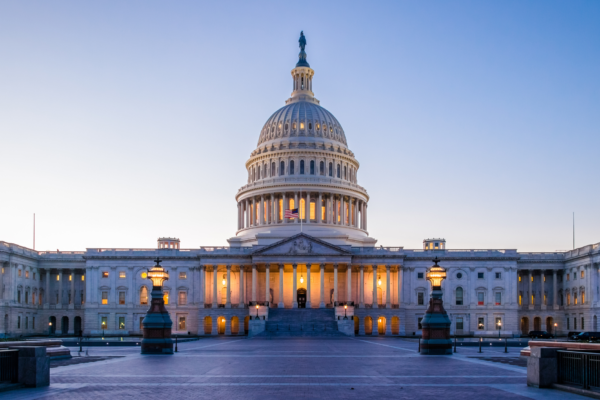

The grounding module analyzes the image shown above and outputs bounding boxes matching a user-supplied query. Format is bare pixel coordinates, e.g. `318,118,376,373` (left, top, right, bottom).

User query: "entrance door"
297,289,307,308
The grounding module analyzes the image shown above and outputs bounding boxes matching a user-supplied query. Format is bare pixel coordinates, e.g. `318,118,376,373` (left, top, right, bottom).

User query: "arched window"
280,161,285,176
320,161,324,175
271,162,275,177
300,160,305,174
344,166,347,180
336,164,341,178
257,166,261,180
456,287,463,305
309,122,312,130
290,160,295,175
140,287,148,305
329,163,333,177
310,160,315,175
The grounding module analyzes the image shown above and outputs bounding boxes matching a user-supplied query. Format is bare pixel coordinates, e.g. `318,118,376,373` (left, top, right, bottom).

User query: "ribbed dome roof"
257,100,347,147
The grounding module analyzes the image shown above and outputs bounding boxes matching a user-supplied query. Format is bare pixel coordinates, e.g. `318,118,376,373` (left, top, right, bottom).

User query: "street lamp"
344,304,348,320
48,321,52,336
497,320,502,338
255,304,260,320
141,258,174,354
421,257,452,355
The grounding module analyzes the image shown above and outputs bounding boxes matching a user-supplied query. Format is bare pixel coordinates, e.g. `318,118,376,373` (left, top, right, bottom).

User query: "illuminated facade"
1,34,599,338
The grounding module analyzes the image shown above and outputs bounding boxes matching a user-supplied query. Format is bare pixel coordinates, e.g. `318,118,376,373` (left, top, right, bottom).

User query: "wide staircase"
258,308,345,337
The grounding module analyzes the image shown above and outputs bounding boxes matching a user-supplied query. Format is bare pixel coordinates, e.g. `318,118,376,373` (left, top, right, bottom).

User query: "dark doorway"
297,288,307,308
61,316,69,335
74,316,82,335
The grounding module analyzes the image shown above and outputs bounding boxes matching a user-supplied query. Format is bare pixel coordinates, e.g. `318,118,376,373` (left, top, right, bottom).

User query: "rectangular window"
119,316,125,330
417,292,424,305
582,271,585,279
418,317,423,330
33,317,35,329
478,292,484,306
56,274,60,281
18,316,21,329
322,205,325,221
543,275,546,282
478,272,484,279
279,199,283,220
574,273,577,280
102,291,108,305
495,272,501,279
310,202,315,220
69,274,72,281
519,293,522,306
179,291,187,305
26,317,29,329
18,291,21,303
33,272,36,280
179,317,186,330
495,292,501,306
119,271,126,279
119,292,125,305
102,272,109,278
567,274,570,281
26,271,29,278
567,317,570,329
163,292,169,305
101,316,107,329
179,272,187,279
518,275,522,282
582,317,585,330
417,272,424,279
574,318,577,330
18,269,22,277
478,317,485,330
532,294,535,305
495,317,502,329
82,275,85,281
456,317,464,330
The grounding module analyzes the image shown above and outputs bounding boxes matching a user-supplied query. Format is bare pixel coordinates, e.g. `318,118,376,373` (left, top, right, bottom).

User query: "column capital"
252,263,257,269
266,263,271,269
292,263,297,269
279,263,284,269
359,264,364,270
386,264,391,270
226,264,231,270
333,263,338,269
320,263,325,269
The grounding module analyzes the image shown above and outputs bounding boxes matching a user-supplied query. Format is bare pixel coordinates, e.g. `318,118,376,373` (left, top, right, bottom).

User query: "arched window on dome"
329,162,333,177
320,161,325,175
280,161,285,176
337,164,341,178
271,162,275,177
310,160,315,175
344,166,347,180
300,160,305,175
257,166,261,180
309,122,312,130
290,160,295,175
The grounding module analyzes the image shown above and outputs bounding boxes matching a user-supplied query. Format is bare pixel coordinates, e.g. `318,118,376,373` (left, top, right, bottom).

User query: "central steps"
258,308,345,337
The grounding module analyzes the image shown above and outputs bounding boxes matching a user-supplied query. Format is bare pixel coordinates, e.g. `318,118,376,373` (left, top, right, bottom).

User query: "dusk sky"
1,1,598,251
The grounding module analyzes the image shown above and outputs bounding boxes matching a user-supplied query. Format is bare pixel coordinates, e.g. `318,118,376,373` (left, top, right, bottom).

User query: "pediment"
252,233,351,256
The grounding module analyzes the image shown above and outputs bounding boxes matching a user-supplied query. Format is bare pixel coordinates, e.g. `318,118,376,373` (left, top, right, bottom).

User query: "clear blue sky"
1,1,598,251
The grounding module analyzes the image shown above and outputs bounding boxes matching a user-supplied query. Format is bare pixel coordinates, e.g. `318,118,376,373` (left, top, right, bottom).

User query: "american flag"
284,208,299,219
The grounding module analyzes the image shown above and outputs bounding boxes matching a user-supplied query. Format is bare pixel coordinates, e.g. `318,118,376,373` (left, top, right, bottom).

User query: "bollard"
478,337,482,353
175,335,178,352
504,338,508,353
454,336,457,353
79,337,83,353
418,338,421,353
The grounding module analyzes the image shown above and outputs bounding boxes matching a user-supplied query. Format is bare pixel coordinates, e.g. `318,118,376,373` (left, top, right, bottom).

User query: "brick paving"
4,337,587,399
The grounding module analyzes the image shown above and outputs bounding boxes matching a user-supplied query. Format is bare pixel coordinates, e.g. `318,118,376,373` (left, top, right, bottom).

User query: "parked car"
568,331,583,340
573,332,600,342
528,330,554,339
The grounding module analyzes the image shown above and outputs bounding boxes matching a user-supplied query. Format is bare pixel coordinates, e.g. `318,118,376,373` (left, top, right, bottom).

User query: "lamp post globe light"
420,257,453,355
141,258,174,354
497,320,502,338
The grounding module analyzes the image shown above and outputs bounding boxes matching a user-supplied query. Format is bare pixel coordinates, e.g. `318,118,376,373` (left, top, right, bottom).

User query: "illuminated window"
140,287,148,305
300,198,305,219
82,275,85,281
68,274,72,281
293,122,297,130
478,292,484,305
179,291,187,305
119,292,125,305
56,274,59,281
163,292,169,305
119,317,125,330
101,316,107,329
495,292,501,305
26,271,29,278
119,271,126,279
337,201,340,222
321,204,325,221
531,294,535,305
179,272,187,279
574,293,578,305
101,291,108,305
583,292,585,304
18,269,22,277
102,272,109,278
518,275,521,282
179,316,186,330
566,292,570,305
300,122,304,130
456,287,463,305
289,198,295,211
279,199,283,220
310,201,315,220
478,317,485,330
531,275,534,282
544,294,547,305
582,271,585,278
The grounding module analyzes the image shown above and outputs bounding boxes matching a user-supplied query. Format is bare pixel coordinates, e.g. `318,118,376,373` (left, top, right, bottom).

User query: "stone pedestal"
248,319,265,337
420,289,452,355
141,286,173,354
337,320,355,336
527,347,562,388
9,346,50,387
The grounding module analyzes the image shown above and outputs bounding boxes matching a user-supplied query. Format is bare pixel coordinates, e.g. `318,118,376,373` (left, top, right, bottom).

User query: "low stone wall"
337,320,354,336
0,340,70,359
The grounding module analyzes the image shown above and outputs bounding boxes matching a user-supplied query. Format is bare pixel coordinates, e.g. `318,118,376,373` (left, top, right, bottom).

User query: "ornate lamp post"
344,304,348,320
420,257,452,355
141,258,174,354
497,320,502,338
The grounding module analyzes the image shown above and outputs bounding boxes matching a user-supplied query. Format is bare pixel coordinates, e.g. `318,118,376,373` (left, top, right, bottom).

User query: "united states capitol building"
1,33,599,339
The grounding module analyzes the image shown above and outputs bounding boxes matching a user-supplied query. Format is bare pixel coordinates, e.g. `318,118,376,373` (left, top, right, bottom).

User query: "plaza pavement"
4,337,587,399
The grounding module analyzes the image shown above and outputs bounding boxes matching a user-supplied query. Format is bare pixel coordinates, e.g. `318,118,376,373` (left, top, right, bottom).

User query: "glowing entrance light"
378,275,381,286
300,274,304,284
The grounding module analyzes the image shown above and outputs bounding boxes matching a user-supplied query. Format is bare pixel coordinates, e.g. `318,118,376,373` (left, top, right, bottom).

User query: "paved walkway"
6,337,586,399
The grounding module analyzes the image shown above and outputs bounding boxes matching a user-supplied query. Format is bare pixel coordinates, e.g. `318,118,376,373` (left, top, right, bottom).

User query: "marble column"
294,192,299,224
252,264,257,303
397,265,403,306
306,265,312,308
212,266,218,306
305,192,310,223
237,202,241,230
317,193,322,223
359,265,364,307
238,265,244,307
541,269,546,309
58,270,63,308
347,265,352,302
272,194,277,224
364,203,368,230
552,270,558,309
372,265,378,308
45,269,50,306
292,263,298,308
278,264,284,308
283,193,287,223
386,265,391,308
199,265,205,308
265,264,270,305
226,265,231,308
319,263,325,308
528,270,533,309
341,196,345,226
252,197,256,226
333,264,338,304
259,195,264,225
245,199,249,228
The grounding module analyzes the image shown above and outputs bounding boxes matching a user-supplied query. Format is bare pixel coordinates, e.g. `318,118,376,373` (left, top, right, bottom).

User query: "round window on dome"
457,273,462,279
